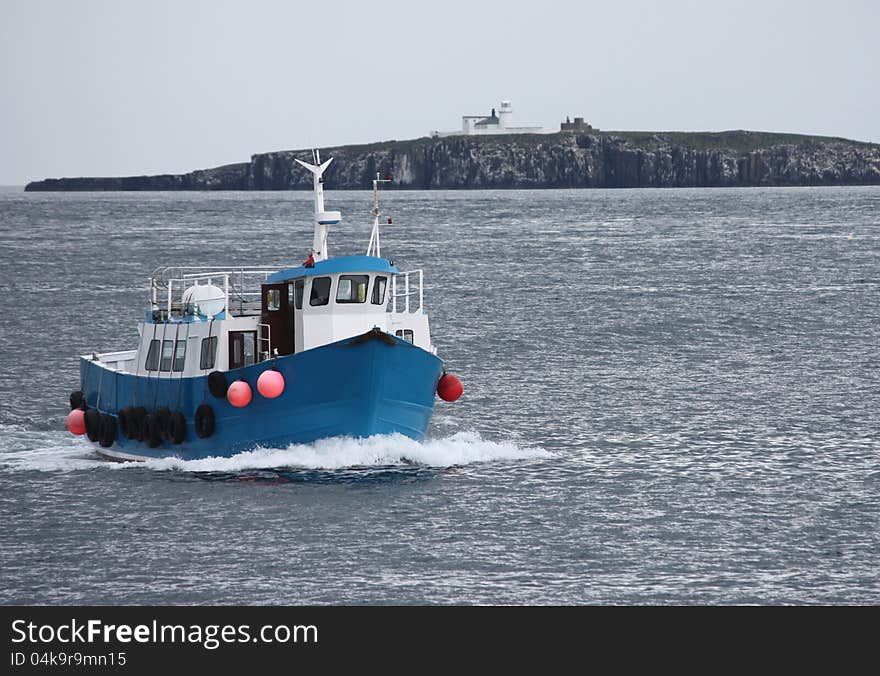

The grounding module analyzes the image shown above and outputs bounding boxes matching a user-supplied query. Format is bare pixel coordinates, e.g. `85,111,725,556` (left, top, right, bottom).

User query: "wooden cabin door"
261,283,294,356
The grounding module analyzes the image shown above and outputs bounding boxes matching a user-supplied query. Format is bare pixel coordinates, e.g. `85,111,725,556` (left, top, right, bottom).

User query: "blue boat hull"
80,332,444,460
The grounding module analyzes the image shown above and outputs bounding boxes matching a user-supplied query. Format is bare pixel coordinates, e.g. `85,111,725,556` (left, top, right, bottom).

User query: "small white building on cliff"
432,100,547,137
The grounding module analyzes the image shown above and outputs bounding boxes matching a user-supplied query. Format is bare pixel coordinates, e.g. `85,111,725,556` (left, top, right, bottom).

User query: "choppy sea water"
0,185,878,605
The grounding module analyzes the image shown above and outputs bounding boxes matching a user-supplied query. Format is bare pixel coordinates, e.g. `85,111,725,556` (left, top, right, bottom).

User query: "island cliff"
25,130,880,191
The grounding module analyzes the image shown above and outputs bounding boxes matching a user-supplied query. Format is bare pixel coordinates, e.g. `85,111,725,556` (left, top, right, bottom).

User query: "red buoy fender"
66,409,86,435
437,373,463,402
257,369,285,398
227,380,252,407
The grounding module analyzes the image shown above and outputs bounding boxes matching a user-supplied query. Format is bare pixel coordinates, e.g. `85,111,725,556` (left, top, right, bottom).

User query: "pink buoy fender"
257,369,285,399
66,408,86,435
227,380,253,408
437,373,463,402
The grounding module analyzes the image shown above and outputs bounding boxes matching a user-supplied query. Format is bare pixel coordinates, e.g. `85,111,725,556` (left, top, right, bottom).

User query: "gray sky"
1,0,877,185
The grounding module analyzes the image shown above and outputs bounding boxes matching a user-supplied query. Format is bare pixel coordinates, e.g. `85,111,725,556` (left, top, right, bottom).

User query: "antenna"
295,150,340,262
367,172,392,258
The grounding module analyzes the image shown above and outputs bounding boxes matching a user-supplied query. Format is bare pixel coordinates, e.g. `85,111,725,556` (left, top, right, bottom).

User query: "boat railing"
149,266,283,319
390,269,423,314
257,322,272,360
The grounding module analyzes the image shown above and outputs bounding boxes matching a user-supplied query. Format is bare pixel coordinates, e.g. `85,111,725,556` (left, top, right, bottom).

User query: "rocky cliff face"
25,131,880,191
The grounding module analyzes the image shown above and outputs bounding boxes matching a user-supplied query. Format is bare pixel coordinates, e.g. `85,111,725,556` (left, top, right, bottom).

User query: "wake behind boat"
64,151,463,460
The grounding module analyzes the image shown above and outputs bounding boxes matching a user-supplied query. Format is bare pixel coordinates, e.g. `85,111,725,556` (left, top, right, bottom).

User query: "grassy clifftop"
322,129,877,154
601,129,877,152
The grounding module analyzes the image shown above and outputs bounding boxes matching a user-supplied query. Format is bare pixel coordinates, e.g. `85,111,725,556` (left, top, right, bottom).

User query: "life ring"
98,413,117,448
84,408,101,442
142,413,162,448
194,404,215,438
69,390,85,411
169,412,186,444
208,371,228,399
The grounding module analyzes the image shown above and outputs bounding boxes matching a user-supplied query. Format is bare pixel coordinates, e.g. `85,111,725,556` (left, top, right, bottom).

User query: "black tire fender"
154,407,172,440
118,407,134,439
194,404,215,438
84,408,101,442
69,390,85,411
169,412,186,444
130,406,148,440
208,371,228,399
143,413,162,448
98,414,117,448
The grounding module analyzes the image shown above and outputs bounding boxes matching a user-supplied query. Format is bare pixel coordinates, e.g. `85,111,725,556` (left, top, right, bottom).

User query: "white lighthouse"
432,100,547,137
497,100,513,129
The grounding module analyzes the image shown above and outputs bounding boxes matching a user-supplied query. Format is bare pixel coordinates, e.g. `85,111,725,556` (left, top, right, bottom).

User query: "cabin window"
245,334,255,364
145,339,160,371
173,339,186,372
395,329,414,343
266,288,280,311
293,279,304,309
200,336,218,370
160,340,175,371
372,276,387,305
337,275,369,303
309,277,331,306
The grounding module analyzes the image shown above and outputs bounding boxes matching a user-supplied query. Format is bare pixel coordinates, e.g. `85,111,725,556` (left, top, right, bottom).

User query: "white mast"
295,149,340,262
367,172,392,258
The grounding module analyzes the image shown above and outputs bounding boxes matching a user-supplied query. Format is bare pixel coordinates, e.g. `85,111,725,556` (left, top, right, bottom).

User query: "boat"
64,151,463,460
